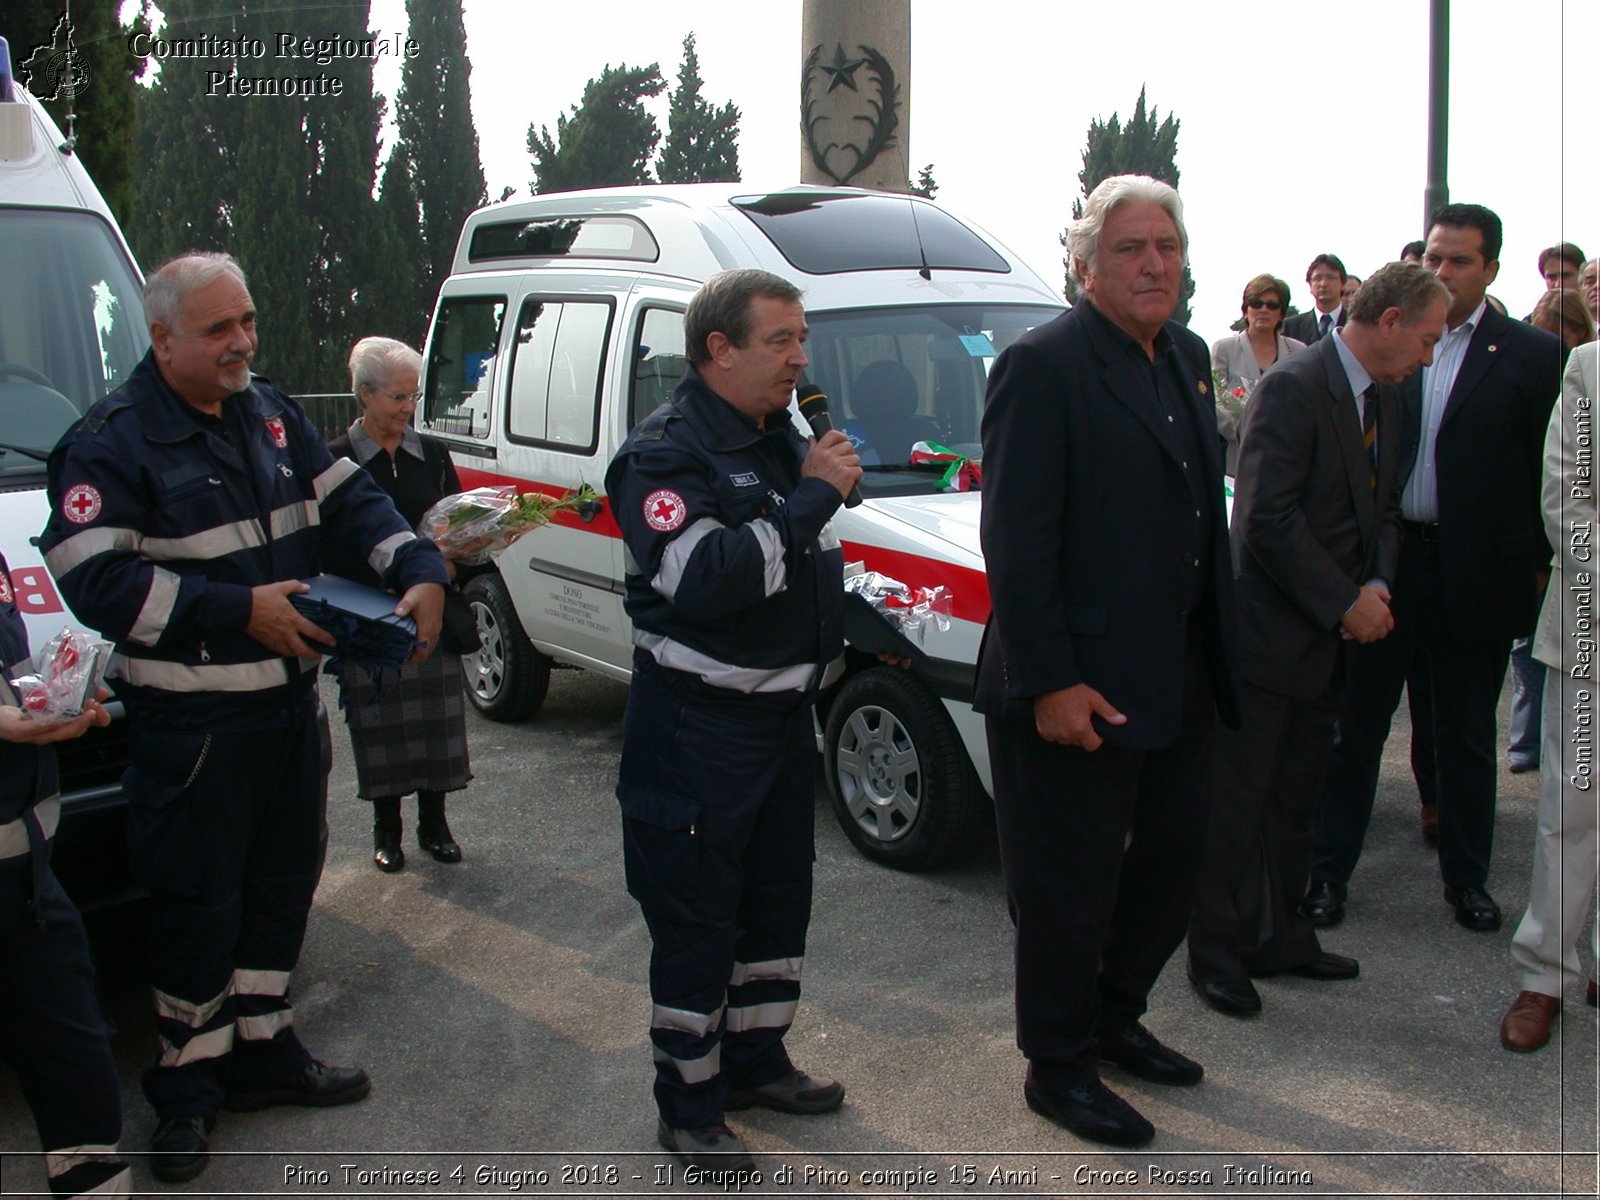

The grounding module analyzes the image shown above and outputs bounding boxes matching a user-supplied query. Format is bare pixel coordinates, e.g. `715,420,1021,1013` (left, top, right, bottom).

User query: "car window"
630,307,687,432
506,298,611,453
423,296,506,440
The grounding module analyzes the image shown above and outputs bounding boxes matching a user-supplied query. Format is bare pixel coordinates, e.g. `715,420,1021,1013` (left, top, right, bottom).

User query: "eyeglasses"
1245,298,1283,311
371,386,423,403
1308,273,1343,285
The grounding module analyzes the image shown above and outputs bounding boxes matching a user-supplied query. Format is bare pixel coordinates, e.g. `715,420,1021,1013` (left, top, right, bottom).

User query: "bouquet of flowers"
844,563,953,644
9,627,110,720
420,484,596,565
1212,370,1251,422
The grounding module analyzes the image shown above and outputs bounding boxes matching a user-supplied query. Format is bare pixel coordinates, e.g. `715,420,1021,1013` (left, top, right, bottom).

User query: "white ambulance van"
0,46,147,906
421,183,1068,869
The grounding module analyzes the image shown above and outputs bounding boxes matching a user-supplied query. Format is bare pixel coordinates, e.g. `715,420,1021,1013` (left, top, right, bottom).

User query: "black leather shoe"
1444,885,1501,931
1191,975,1262,1016
1024,1072,1154,1147
150,1114,213,1183
656,1121,754,1171
1097,1022,1203,1086
1252,951,1360,981
225,1060,371,1112
373,828,404,872
1299,880,1347,928
418,823,462,863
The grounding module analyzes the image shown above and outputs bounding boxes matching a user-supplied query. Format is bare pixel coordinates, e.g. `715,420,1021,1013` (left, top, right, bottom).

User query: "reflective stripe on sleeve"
368,531,415,578
141,518,263,561
817,520,841,553
312,456,360,502
729,956,804,986
633,632,815,694
269,499,320,541
651,1003,724,1038
651,517,722,601
0,794,60,860
109,653,313,693
43,526,140,577
652,1042,721,1085
750,518,787,596
723,999,798,1033
127,566,182,646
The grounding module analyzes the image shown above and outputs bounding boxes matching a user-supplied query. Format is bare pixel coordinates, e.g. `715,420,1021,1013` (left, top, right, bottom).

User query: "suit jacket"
975,301,1239,749
1399,305,1564,643
1231,335,1404,699
1211,332,1309,475
1532,343,1599,672
1282,306,1345,345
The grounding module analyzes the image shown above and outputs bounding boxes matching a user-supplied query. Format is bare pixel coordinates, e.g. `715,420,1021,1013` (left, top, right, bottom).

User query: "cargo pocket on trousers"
617,784,706,924
123,731,211,899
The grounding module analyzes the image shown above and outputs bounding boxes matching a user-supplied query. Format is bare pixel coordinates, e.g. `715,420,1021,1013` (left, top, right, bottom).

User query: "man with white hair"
40,252,448,1183
976,174,1238,1147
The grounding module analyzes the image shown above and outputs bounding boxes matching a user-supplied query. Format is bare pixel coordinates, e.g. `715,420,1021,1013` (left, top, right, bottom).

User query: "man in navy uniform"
40,252,447,1182
606,269,860,1169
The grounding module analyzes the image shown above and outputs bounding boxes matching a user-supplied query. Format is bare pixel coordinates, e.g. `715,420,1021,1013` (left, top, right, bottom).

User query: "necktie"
1362,385,1377,492
1319,313,1333,341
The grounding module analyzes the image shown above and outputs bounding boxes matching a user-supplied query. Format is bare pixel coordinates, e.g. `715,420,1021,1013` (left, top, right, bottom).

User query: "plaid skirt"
336,652,472,800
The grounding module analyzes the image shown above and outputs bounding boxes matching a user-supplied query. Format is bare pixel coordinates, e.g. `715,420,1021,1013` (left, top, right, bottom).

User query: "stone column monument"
799,0,910,192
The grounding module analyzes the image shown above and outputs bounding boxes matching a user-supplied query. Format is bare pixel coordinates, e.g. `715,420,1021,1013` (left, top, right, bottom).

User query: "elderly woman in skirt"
327,337,472,871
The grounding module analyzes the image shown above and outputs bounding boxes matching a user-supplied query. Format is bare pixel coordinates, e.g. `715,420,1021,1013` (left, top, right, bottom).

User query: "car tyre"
823,667,985,870
461,574,550,721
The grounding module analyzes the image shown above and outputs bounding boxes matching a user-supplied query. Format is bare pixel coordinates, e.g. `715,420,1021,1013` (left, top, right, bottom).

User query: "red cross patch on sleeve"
643,489,687,532
62,483,103,525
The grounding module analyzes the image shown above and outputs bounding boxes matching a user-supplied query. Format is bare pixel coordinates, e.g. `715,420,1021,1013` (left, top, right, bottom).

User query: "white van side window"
424,297,506,440
506,297,610,453
630,308,687,432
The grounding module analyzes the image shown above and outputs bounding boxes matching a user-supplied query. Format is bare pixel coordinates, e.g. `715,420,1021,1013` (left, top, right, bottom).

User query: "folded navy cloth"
291,574,417,670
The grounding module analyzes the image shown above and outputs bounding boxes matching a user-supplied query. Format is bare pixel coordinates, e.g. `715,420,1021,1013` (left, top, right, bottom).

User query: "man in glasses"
1283,254,1350,345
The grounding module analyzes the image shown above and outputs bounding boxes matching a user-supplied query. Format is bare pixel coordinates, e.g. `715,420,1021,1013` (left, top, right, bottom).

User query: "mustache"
219,352,254,367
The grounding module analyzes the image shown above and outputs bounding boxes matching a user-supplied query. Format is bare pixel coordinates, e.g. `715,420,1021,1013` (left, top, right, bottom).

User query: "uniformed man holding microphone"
606,269,859,1170
40,252,447,1183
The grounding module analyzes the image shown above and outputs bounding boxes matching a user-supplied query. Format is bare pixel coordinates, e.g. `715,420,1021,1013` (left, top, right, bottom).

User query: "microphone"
796,381,863,508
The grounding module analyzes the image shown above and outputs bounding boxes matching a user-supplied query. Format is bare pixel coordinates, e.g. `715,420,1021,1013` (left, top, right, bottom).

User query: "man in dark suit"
1282,254,1351,345
976,174,1238,1147
1304,204,1564,933
1188,263,1449,1017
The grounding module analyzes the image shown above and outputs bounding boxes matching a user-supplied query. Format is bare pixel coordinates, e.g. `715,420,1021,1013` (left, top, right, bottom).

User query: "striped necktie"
1362,384,1377,492
1319,313,1333,341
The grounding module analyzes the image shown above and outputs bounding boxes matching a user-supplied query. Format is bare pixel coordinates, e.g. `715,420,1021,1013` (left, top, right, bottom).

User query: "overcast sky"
157,0,1596,340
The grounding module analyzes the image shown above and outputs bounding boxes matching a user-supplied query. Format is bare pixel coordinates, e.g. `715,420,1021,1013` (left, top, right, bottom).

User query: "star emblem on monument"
818,43,866,92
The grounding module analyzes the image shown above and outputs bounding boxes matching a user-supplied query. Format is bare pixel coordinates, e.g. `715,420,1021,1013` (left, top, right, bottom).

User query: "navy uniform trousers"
0,854,128,1197
617,665,813,1131
126,690,325,1116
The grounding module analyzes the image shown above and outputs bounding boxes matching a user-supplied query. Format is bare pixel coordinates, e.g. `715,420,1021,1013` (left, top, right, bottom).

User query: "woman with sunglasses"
1211,274,1305,474
326,337,474,872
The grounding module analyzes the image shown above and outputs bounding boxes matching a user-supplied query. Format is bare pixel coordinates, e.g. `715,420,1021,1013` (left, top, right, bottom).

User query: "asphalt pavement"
0,667,1593,1198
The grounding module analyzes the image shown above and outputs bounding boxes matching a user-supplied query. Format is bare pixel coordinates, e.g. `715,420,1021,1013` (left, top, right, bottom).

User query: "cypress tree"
528,64,665,194
657,33,740,185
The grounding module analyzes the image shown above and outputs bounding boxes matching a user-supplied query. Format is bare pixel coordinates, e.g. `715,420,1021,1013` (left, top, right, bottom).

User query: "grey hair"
1346,261,1448,326
1065,175,1188,284
143,252,248,331
685,269,804,365
348,336,424,398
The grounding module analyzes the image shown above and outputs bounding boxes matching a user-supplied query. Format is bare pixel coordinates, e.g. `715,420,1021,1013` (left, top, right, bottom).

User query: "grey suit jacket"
1230,334,1404,699
1211,332,1308,474
1533,343,1600,671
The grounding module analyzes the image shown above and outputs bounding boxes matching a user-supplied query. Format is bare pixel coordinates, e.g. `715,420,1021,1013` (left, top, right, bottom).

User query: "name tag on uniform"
729,472,761,488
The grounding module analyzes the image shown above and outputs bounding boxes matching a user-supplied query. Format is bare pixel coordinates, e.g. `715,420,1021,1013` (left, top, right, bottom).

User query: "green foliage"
909,164,938,199
657,33,739,184
11,0,140,226
129,0,390,393
527,63,665,194
392,0,486,310
1063,87,1194,324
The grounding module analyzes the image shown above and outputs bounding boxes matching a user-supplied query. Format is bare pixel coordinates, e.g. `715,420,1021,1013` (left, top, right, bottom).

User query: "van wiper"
861,462,949,472
0,442,50,461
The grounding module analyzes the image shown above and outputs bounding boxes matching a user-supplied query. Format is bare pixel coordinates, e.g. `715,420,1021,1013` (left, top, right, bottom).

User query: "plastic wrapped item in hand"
419,484,595,566
9,627,110,720
843,563,954,648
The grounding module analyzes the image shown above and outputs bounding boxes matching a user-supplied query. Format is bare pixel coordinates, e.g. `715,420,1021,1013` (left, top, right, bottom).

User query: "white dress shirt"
1401,298,1487,522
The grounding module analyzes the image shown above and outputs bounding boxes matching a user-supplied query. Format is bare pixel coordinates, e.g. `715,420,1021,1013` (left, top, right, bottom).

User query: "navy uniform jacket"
975,301,1239,748
605,366,844,711
38,352,447,729
0,553,59,854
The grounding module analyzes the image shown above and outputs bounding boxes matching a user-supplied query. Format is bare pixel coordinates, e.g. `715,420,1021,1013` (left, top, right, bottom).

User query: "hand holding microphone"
796,380,864,508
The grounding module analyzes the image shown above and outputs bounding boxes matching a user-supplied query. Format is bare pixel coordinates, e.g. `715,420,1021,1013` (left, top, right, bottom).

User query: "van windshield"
805,303,1062,497
0,209,145,476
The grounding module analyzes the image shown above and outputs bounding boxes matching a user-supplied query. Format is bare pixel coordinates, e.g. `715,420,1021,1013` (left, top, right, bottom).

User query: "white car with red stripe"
420,184,1067,869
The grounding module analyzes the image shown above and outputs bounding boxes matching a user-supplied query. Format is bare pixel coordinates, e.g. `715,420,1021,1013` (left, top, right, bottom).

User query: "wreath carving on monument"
802,43,901,186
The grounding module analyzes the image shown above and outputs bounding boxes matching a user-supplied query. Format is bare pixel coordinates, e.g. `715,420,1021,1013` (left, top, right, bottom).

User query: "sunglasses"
1246,298,1283,311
